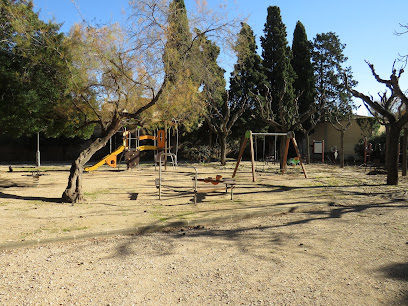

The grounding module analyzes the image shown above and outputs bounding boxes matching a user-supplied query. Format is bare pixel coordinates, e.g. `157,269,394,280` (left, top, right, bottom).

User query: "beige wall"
308,116,383,159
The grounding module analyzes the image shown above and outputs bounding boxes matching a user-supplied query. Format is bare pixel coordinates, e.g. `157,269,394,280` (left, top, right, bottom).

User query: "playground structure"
85,125,178,172
232,130,307,182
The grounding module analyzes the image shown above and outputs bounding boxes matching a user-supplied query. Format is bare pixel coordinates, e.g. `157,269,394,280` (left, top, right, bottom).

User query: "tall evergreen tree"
291,21,316,162
260,5,296,124
164,0,192,83
312,32,348,112
312,32,357,167
229,22,267,137
291,21,315,124
258,6,297,167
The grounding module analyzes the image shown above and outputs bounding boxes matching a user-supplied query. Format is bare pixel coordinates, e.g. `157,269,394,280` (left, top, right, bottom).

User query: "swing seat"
265,155,276,165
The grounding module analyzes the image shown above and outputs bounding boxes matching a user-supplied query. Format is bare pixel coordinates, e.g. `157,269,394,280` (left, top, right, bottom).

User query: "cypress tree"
164,0,192,82
229,22,267,135
230,23,265,101
260,5,296,125
291,21,315,125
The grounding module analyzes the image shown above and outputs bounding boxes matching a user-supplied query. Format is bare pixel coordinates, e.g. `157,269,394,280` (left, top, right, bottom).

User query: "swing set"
232,130,307,182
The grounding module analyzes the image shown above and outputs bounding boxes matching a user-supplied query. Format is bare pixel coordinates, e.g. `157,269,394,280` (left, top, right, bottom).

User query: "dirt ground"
0,161,407,304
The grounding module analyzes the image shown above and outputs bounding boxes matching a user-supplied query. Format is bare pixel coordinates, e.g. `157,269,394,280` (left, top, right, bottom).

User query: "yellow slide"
137,145,157,151
85,145,125,172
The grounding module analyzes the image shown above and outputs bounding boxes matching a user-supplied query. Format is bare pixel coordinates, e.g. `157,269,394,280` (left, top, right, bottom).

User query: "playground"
0,161,407,245
0,161,407,304
0,160,305,245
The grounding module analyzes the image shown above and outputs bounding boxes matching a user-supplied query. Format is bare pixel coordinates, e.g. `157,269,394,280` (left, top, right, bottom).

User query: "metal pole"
159,154,162,199
36,132,41,167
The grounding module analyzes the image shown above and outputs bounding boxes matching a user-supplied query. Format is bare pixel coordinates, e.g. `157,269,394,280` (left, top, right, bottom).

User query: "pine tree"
312,32,348,111
312,32,357,167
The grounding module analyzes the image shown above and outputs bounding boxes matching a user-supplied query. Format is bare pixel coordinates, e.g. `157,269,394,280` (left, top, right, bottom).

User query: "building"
307,115,384,162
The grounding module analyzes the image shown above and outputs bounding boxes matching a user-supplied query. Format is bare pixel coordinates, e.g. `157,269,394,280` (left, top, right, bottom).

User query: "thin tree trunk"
61,116,122,203
219,133,227,166
208,129,213,146
305,133,311,164
340,130,345,168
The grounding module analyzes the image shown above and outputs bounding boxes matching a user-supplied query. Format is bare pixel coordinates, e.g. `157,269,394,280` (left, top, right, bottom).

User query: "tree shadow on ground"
378,262,408,305
113,199,408,259
0,191,61,203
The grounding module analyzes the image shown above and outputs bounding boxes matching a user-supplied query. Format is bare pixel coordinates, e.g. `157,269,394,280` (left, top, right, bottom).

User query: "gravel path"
1,203,407,305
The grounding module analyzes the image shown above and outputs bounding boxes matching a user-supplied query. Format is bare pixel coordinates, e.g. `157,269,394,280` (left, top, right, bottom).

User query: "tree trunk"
305,133,311,164
402,127,407,177
61,116,122,203
386,124,401,185
208,127,213,147
279,136,287,171
340,130,345,168
219,133,227,166
384,124,390,171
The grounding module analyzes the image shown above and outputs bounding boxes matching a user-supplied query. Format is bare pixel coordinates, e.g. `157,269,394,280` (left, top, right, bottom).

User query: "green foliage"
260,6,296,126
199,32,226,116
164,0,192,83
312,32,357,121
291,21,315,129
354,132,386,161
151,0,204,129
0,0,93,138
230,23,266,101
229,22,267,135
356,117,381,137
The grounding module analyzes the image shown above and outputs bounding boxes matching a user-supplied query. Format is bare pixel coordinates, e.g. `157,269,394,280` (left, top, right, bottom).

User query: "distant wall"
308,116,384,161
0,134,119,163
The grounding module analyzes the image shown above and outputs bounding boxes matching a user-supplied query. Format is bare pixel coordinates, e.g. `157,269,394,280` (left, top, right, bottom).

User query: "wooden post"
249,131,256,182
291,137,308,178
281,137,290,174
232,136,248,178
322,140,324,163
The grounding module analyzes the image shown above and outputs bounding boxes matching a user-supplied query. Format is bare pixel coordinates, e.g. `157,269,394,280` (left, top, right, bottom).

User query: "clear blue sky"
33,0,408,115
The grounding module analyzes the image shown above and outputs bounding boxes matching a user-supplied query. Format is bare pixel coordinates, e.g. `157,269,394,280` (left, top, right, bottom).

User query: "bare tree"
204,91,249,165
346,62,408,185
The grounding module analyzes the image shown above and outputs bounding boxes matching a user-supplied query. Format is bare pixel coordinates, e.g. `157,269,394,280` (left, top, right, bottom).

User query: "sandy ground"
0,161,407,304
